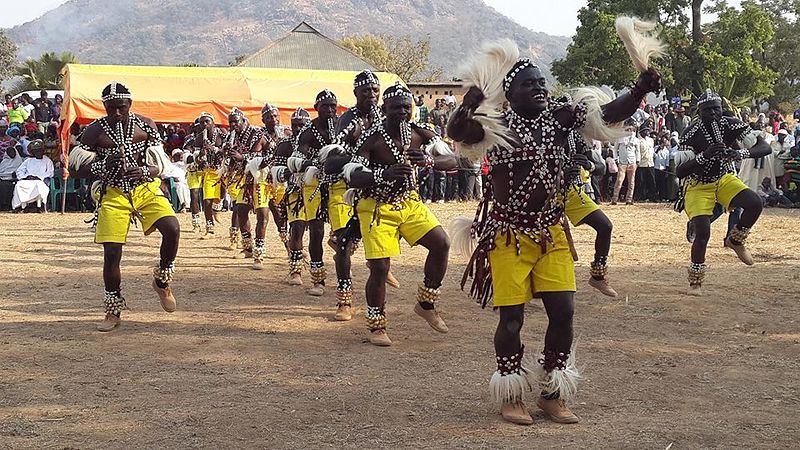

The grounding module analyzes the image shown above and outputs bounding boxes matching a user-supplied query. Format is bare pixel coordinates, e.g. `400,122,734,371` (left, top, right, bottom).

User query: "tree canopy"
552,0,780,106
340,34,442,82
12,52,79,92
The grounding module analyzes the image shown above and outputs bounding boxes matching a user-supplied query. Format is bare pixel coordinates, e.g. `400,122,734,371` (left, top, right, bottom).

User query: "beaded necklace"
681,119,737,184
96,114,156,192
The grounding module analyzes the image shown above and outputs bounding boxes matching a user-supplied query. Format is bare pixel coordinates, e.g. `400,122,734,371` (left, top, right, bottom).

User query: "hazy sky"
2,0,744,35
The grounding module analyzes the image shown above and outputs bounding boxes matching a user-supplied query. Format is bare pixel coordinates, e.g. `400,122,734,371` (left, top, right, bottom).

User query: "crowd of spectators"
587,102,800,209
4,89,800,213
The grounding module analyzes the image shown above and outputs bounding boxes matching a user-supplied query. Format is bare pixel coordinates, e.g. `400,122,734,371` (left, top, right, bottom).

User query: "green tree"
553,0,776,103
0,30,18,87
12,52,78,92
758,0,800,108
340,34,442,82
699,1,776,100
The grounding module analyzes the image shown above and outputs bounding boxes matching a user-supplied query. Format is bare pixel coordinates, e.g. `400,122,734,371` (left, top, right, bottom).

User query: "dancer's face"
507,66,548,113
699,100,722,124
316,99,338,120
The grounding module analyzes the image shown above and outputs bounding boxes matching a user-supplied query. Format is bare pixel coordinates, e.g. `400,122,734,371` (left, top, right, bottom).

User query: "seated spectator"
0,122,24,210
782,146,800,202
12,140,53,212
162,149,189,211
757,177,793,207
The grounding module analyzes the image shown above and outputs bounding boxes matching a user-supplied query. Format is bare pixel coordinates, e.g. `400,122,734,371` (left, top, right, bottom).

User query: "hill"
6,0,571,80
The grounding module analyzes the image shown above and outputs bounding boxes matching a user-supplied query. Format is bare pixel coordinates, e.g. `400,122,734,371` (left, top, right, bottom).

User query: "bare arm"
74,123,103,179
446,86,486,145
347,139,377,188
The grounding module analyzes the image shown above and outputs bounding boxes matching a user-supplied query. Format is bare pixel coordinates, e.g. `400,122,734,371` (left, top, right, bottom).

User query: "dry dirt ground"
0,202,798,449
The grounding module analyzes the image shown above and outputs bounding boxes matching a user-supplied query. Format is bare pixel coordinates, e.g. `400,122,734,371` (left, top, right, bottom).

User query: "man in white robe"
12,139,53,211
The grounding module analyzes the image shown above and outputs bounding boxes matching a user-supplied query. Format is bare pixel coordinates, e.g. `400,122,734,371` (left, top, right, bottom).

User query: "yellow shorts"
226,177,243,202
684,173,749,220
235,179,271,209
489,225,576,307
287,180,322,223
95,179,175,244
202,169,222,201
272,183,286,205
564,187,600,226
187,170,202,190
328,180,352,232
356,194,440,260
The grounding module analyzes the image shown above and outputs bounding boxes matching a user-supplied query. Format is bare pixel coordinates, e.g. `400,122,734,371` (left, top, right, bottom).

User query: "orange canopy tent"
59,63,403,154
57,64,403,213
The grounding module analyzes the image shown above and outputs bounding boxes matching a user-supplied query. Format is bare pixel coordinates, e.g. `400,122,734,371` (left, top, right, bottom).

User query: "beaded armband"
736,149,751,160
90,159,106,178
695,152,708,165
372,167,386,184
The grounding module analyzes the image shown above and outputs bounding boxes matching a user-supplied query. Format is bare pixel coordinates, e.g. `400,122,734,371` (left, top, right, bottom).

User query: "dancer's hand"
104,152,123,172
122,166,149,182
406,149,427,166
383,163,414,181
462,86,485,109
634,68,662,94
572,153,592,170
565,164,581,180
703,142,725,159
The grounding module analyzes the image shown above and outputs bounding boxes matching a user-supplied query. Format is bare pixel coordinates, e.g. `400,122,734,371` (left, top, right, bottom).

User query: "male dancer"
286,91,338,295
69,82,180,332
675,89,771,295
184,113,226,239
226,108,269,269
564,131,618,297
448,42,661,425
261,103,290,248
323,70,386,320
272,108,312,280
183,119,204,233
330,82,455,346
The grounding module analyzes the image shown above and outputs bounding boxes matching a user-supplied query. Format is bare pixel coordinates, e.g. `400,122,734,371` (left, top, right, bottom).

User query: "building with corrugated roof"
237,22,379,72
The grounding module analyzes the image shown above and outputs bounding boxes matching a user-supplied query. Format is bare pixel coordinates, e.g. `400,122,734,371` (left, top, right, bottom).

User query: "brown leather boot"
308,284,324,296
536,397,579,424
588,277,618,298
500,401,534,425
288,273,302,286
334,304,352,321
368,329,392,346
97,313,120,332
413,303,448,333
725,236,754,265
152,280,177,313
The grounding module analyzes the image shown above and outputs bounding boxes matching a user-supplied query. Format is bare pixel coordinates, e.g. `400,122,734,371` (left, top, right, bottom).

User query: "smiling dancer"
448,21,662,425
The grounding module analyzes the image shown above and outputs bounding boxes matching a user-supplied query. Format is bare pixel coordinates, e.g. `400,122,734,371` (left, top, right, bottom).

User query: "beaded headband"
291,107,311,123
228,107,246,122
197,111,214,122
503,58,539,92
697,89,722,106
102,81,132,102
383,81,412,101
315,89,337,107
261,103,278,115
354,70,380,89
